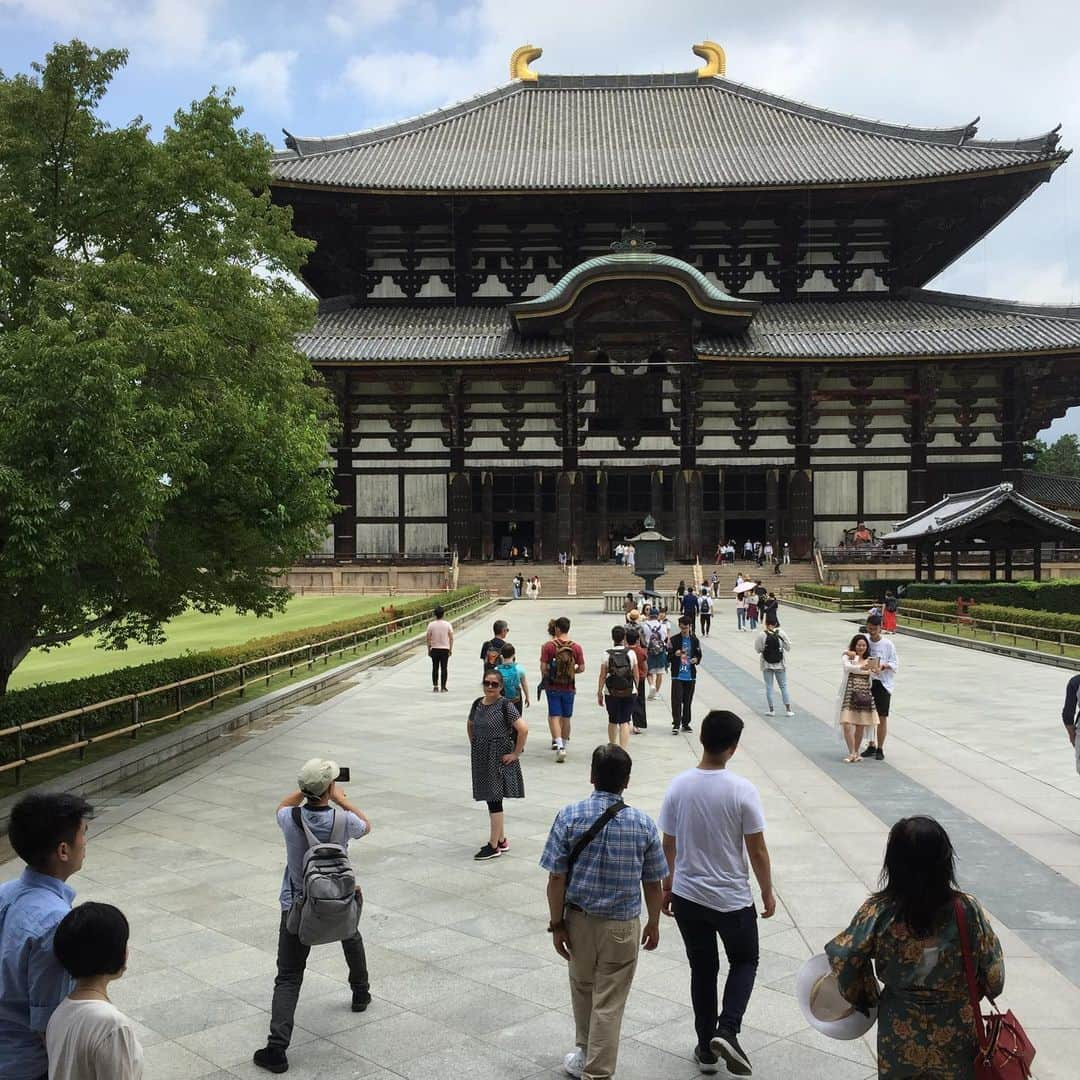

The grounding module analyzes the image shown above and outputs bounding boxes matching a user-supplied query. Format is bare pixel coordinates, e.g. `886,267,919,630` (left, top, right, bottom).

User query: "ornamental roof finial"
510,44,542,82
611,226,656,253
692,40,726,78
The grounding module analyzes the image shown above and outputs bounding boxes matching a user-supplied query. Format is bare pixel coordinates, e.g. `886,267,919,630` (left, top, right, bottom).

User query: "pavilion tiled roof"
298,290,1080,365
271,72,1066,192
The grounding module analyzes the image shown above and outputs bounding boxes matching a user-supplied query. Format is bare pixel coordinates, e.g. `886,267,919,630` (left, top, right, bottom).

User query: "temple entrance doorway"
494,520,535,561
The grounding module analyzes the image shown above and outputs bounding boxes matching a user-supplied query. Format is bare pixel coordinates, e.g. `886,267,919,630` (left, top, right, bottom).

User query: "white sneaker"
785,707,795,717
564,1048,585,1078
556,748,566,763
767,708,775,716
647,688,657,700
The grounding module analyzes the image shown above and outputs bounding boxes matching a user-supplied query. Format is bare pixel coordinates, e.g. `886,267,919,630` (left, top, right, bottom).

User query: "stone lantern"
625,515,673,596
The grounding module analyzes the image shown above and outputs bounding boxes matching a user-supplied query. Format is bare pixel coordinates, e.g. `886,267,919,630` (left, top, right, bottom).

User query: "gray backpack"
285,808,360,945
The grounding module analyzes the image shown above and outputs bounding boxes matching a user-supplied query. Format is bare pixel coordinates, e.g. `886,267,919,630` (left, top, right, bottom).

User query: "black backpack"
605,648,634,698
762,630,784,664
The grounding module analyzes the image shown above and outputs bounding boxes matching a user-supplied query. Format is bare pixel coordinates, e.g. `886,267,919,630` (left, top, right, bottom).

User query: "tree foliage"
1024,434,1080,477
0,42,337,692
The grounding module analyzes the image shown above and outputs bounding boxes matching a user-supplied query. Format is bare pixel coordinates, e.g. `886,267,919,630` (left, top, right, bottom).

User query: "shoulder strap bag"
565,801,626,894
954,896,1035,1079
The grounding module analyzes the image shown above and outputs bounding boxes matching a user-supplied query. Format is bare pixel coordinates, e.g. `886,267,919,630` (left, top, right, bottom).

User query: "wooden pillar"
1004,548,1013,582
766,469,780,548
678,370,698,469
332,372,356,561
650,470,663,528
533,472,544,562
1033,542,1043,582
674,470,702,560
1000,369,1024,487
556,471,582,562
908,367,933,514
950,546,960,583
989,548,997,581
481,472,494,560
914,544,922,582
927,545,936,583
596,470,608,561
560,374,580,471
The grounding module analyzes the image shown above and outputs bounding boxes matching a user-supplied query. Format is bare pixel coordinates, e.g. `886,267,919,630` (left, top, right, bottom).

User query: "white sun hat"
795,953,877,1040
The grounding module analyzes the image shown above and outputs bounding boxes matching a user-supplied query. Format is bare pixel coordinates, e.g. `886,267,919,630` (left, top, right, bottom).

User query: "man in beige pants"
540,745,666,1079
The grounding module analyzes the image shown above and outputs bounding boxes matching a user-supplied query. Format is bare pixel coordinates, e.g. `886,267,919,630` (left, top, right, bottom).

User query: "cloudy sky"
3,0,1079,437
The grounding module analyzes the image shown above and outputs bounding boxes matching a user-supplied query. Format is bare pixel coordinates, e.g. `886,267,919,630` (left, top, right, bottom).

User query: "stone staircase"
456,560,820,598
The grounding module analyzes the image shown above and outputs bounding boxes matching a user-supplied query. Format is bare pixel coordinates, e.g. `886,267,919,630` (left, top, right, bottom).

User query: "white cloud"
325,0,410,37
340,49,480,112
225,48,298,113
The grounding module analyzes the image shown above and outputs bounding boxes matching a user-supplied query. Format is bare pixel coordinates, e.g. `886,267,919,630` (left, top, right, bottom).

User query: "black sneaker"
875,748,885,761
861,744,877,758
682,724,693,733
694,1045,719,1074
474,843,501,861
672,727,680,735
351,990,371,1013
253,1046,289,1074
711,1030,752,1076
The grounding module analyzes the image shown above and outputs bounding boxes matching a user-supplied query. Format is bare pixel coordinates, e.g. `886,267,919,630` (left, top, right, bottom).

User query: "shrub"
902,598,1080,643
793,584,844,598
870,580,1080,614
0,588,484,764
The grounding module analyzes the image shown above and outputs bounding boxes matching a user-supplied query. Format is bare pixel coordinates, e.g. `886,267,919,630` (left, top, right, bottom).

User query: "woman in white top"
837,633,880,762
47,902,143,1080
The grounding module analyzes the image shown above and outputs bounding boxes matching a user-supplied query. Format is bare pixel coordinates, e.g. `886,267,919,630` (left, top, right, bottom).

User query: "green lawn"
10,595,393,689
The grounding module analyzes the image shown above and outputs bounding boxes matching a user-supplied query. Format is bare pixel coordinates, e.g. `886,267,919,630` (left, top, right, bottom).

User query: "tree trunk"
0,633,33,696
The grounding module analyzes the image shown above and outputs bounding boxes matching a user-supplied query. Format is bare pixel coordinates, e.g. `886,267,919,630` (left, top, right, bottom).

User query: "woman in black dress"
468,669,528,861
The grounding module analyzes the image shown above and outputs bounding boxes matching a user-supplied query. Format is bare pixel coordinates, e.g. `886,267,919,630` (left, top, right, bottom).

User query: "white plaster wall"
317,524,334,555
356,523,398,554
814,471,858,516
815,520,848,548
356,474,398,517
863,471,908,515
404,474,447,517
404,523,447,554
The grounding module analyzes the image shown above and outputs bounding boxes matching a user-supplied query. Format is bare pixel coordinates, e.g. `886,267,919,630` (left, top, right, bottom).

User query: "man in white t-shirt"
658,710,774,1077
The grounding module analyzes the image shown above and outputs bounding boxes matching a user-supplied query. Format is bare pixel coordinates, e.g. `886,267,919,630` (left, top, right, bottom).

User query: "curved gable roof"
272,71,1067,192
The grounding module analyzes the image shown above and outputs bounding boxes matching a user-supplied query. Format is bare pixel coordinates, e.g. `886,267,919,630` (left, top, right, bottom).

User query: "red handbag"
954,897,1035,1079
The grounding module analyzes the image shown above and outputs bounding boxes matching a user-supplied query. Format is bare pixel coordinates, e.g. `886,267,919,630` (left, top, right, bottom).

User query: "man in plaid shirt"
540,745,666,1080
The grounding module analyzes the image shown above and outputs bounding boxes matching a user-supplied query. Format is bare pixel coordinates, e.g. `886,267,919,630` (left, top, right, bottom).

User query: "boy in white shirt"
46,902,142,1080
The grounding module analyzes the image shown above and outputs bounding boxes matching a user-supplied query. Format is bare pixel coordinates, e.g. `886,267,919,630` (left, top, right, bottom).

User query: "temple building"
270,42,1080,562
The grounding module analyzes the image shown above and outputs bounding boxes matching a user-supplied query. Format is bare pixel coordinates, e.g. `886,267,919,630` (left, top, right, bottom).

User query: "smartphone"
336,767,351,783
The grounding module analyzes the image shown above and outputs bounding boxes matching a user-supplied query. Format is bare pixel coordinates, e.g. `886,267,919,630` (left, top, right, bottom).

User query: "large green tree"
1025,434,1080,477
0,42,336,693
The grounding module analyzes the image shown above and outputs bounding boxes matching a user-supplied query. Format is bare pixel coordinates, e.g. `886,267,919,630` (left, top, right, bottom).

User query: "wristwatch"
547,920,566,933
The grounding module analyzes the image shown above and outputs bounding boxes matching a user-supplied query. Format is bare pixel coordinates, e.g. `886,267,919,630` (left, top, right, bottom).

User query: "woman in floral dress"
826,817,1004,1079
837,633,879,762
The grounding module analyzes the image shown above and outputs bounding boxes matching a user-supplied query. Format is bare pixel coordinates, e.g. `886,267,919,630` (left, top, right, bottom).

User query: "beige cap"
297,758,340,798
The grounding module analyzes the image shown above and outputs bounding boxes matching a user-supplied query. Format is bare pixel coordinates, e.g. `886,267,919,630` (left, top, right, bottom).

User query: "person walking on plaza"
1062,672,1080,770
837,634,879,762
681,585,700,636
512,573,524,599
826,816,1005,1080
598,626,639,751
698,587,713,636
735,593,747,632
625,627,649,734
254,760,371,1074
469,671,528,860
0,793,93,1080
709,570,720,597
497,644,530,715
755,619,794,717
425,605,454,693
668,615,702,734
861,614,898,761
783,541,791,564
540,745,666,1080
659,710,775,1076
541,616,586,763
481,619,512,674
643,609,669,700
47,902,143,1080
764,592,779,626
745,594,759,631
882,589,899,633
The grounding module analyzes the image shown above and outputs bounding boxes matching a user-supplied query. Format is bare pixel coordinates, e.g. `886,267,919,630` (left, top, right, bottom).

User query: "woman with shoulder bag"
837,633,879,763
826,817,1010,1080
468,671,528,861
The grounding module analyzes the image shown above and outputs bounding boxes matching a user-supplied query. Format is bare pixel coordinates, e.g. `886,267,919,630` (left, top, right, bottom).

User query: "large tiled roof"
882,484,1080,542
272,72,1065,192
299,290,1080,365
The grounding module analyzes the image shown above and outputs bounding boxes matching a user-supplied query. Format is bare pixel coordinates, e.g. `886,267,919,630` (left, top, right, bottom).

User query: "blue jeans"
736,610,745,630
763,668,789,710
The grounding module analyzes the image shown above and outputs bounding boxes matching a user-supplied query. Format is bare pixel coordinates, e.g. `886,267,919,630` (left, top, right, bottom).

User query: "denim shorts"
546,689,576,718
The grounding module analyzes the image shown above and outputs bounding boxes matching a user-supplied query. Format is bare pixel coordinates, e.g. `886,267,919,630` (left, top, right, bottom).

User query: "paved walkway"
4,598,1080,1079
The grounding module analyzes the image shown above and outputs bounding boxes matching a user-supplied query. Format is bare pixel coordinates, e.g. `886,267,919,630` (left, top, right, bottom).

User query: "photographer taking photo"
253,759,372,1075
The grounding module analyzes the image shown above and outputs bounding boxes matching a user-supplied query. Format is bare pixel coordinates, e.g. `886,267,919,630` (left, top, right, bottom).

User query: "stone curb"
0,598,499,834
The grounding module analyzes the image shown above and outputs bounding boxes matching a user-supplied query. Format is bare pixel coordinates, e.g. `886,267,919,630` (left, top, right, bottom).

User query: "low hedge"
793,584,844,598
862,578,1080,614
0,587,484,764
902,598,1080,642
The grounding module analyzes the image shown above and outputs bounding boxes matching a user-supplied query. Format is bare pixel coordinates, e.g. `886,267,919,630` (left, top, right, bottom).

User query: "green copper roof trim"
508,251,760,324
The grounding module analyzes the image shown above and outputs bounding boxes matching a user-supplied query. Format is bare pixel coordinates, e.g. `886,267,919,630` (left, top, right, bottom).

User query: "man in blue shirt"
540,745,666,1080
668,615,703,734
0,792,92,1080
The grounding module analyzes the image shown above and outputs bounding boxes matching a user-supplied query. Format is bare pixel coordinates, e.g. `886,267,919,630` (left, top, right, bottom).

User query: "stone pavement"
4,597,1080,1079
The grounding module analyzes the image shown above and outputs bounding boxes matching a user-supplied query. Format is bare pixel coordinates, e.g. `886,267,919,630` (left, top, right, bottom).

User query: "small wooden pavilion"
881,482,1080,581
